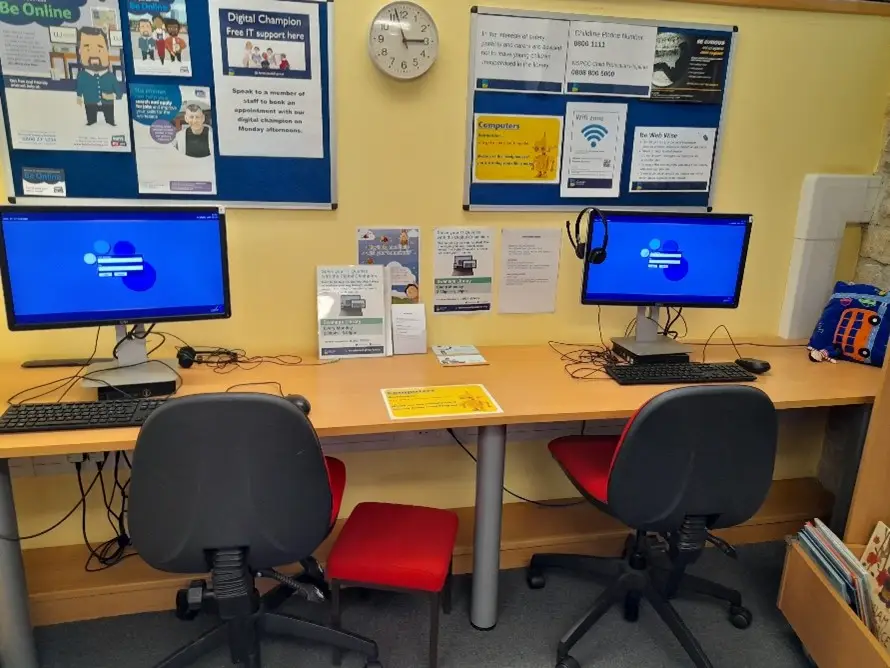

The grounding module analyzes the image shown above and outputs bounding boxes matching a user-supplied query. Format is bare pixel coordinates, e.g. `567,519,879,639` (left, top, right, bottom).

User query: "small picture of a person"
137,18,154,60
75,27,122,126
152,15,167,64
405,284,419,304
242,40,253,67
164,19,186,62
251,46,262,67
265,48,277,68
279,53,289,70
174,104,212,158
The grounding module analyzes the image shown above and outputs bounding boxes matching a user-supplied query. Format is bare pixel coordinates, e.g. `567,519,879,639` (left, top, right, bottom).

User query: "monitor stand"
81,324,179,399
611,306,693,363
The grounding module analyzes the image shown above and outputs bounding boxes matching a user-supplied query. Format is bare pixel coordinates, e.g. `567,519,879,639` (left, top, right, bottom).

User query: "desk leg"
471,425,506,631
827,404,873,538
0,460,38,667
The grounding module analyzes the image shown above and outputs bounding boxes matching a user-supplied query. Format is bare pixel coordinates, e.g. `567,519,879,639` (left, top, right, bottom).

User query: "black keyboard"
606,362,757,386
0,399,166,434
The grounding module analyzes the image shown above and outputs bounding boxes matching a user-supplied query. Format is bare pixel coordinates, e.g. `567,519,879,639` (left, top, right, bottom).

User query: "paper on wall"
316,265,387,360
433,228,494,314
629,127,716,193
565,21,657,97
126,0,192,77
498,228,561,314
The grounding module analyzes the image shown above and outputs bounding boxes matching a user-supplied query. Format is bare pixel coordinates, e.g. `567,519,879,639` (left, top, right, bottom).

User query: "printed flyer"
21,166,66,196
209,0,323,158
131,83,216,194
126,0,191,77
560,101,627,198
472,114,562,184
630,126,716,192
0,0,131,152
316,265,387,360
651,29,729,104
433,228,494,314
357,228,420,305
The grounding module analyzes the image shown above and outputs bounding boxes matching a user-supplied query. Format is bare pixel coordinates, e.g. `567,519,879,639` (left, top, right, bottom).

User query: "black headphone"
566,207,609,265
176,346,239,369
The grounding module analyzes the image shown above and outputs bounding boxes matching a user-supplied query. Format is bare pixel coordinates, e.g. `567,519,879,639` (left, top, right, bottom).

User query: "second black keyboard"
606,362,757,386
0,398,167,434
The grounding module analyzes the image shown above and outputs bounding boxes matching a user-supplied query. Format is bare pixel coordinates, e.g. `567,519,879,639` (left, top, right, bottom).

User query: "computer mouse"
736,358,771,375
285,394,311,415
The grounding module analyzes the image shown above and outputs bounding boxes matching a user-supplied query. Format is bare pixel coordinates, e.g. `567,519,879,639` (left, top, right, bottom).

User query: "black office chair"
527,385,778,668
129,393,381,668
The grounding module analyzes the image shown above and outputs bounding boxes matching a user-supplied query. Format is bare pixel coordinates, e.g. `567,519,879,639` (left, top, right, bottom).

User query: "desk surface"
0,342,879,458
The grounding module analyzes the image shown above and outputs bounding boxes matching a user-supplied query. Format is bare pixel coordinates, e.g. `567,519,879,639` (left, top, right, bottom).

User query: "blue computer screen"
0,209,228,327
582,213,751,307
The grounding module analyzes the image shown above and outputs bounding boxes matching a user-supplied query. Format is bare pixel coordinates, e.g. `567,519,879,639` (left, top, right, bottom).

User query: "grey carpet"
35,542,809,668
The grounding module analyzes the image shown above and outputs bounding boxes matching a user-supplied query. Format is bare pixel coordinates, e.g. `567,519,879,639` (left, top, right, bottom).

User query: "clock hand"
393,10,408,48
404,38,427,43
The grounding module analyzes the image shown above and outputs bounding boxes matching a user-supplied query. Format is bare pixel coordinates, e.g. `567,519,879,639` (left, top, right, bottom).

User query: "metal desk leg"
0,459,38,667
828,404,873,537
471,425,507,630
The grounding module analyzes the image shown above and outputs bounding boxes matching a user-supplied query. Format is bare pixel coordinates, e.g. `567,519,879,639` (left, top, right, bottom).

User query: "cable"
0,468,101,541
112,323,156,360
225,381,286,397
697,325,807,362
447,429,585,508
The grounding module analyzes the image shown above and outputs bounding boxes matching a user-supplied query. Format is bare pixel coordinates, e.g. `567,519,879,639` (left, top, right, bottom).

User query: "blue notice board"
464,7,737,211
0,0,335,209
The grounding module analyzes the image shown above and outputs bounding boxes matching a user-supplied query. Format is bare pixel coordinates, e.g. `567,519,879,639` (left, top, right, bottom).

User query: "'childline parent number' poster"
0,0,131,152
208,0,324,159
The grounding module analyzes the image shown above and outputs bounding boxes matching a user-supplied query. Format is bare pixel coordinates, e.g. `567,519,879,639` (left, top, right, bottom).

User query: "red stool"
327,502,459,668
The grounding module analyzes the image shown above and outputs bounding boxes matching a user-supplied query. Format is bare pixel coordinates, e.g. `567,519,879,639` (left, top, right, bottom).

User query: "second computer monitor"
581,211,752,308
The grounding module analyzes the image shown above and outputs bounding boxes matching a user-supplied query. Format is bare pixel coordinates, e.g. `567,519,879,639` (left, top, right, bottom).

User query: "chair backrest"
606,385,777,533
129,393,332,573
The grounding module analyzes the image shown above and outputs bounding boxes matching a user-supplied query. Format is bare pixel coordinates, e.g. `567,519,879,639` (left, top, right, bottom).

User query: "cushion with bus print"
808,281,890,367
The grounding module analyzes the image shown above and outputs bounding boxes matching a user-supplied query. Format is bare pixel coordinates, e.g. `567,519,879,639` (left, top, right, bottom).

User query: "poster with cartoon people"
0,0,131,152
131,84,216,194
126,0,191,77
357,228,421,305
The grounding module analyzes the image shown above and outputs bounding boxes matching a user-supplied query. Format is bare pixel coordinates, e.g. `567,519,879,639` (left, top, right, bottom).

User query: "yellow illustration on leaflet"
473,115,562,183
382,384,503,420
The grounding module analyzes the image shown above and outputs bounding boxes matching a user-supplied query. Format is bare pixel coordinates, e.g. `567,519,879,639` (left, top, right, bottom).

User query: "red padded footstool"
327,502,459,668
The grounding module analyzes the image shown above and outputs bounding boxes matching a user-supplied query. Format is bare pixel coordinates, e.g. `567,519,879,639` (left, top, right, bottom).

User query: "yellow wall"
2,0,889,549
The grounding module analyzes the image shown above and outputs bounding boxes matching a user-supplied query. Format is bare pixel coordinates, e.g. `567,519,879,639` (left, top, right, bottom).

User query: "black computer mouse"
736,358,771,375
285,394,311,415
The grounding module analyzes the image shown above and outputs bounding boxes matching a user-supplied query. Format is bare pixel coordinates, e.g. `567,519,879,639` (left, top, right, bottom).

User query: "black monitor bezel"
0,205,232,331
580,210,753,309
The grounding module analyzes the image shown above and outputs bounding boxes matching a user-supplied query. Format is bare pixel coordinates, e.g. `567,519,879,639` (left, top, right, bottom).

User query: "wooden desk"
0,343,879,668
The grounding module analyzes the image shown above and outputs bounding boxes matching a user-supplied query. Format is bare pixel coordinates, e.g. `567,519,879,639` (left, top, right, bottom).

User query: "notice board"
0,0,335,209
464,7,737,211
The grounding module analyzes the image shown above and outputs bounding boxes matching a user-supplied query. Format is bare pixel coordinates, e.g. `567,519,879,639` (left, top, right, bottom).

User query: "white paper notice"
565,21,657,97
209,0,324,158
498,228,561,314
560,102,627,198
630,127,717,193
433,228,494,314
474,14,568,93
392,304,427,355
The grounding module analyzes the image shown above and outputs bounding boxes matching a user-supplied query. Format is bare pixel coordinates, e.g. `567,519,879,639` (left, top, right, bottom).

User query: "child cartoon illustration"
75,27,122,126
152,15,167,64
164,19,186,63
174,104,212,158
279,53,289,70
137,18,154,61
399,230,409,246
405,284,419,304
532,132,556,179
242,41,253,67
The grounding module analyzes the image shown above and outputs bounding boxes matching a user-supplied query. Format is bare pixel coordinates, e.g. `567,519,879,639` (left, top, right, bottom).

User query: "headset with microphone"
566,207,609,265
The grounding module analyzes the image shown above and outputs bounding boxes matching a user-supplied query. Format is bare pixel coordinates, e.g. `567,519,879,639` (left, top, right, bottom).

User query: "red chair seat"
548,435,621,503
327,502,458,592
325,456,346,525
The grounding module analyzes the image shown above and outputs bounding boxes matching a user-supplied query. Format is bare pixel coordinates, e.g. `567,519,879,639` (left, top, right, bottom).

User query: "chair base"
528,533,752,668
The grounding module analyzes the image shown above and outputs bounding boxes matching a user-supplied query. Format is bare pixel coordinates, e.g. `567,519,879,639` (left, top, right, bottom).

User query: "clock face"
368,2,439,80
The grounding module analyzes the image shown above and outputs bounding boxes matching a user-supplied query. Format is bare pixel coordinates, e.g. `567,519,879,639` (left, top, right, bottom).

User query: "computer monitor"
581,210,752,357
0,206,230,384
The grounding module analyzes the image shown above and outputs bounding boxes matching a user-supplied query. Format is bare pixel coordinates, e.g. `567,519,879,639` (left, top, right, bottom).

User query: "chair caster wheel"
174,588,200,621
729,605,752,629
527,567,546,589
556,656,581,668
